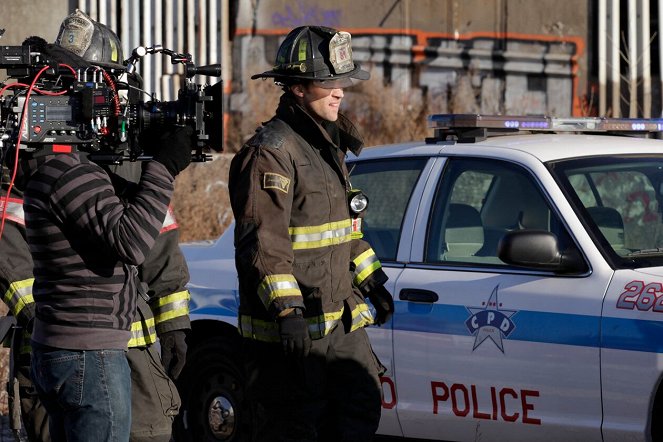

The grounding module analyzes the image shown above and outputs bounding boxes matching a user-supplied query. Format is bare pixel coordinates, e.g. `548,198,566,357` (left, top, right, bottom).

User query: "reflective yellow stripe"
127,317,157,347
3,278,34,317
19,329,32,355
289,219,353,250
151,290,191,324
239,315,280,343
153,306,190,324
350,302,374,331
239,307,345,342
352,249,382,286
307,309,343,339
257,274,302,309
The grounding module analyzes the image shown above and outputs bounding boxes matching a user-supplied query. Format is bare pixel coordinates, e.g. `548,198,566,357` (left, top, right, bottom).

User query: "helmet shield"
56,9,125,70
252,26,369,84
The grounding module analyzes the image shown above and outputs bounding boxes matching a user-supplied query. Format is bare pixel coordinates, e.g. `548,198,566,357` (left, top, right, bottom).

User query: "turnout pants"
126,345,181,442
243,314,384,442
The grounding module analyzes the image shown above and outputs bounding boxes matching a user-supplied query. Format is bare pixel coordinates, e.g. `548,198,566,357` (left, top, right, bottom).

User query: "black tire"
174,336,250,442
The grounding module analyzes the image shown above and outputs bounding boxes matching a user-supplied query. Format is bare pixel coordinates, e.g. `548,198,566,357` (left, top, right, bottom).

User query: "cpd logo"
465,286,517,352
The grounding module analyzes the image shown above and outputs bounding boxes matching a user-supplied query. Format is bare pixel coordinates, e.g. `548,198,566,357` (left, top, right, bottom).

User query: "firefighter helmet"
251,25,369,86
55,9,125,70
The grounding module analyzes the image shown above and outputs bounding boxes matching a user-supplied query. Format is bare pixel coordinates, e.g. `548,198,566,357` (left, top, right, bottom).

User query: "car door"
392,156,610,441
348,155,432,437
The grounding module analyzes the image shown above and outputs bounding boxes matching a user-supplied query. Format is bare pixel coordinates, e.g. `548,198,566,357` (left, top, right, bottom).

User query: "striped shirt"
23,154,174,350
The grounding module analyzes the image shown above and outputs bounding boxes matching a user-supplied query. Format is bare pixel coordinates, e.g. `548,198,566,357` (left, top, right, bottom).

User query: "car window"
349,157,427,261
552,156,663,267
426,157,574,267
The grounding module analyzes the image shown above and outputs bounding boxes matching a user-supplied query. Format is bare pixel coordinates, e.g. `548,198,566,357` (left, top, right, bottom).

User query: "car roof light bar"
427,114,663,143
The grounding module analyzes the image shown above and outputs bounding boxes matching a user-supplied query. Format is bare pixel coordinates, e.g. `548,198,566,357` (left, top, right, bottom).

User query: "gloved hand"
368,285,395,326
150,126,194,177
160,330,188,380
278,308,311,359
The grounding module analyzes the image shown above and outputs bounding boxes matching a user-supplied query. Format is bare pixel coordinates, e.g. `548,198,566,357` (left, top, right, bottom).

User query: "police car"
175,114,663,442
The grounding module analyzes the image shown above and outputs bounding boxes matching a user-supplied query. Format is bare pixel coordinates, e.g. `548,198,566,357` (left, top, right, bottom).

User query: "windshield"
551,155,663,268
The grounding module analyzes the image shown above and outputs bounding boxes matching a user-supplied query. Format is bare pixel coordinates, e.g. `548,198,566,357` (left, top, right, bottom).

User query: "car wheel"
174,336,249,441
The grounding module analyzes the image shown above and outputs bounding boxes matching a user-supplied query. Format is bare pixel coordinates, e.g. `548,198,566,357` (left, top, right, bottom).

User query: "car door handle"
399,289,439,303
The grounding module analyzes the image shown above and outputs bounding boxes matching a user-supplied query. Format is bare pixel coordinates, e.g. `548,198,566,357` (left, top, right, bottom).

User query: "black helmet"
252,26,369,86
55,9,125,70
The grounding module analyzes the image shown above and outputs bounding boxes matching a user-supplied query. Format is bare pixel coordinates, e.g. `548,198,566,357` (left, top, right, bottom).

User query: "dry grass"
342,76,432,146
174,71,480,241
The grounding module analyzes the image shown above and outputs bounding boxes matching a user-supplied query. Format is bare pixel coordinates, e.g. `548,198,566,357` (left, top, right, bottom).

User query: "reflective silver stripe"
128,317,157,347
307,309,343,340
350,302,374,331
239,308,345,342
0,198,25,225
160,206,178,233
3,278,34,317
239,315,280,342
151,290,190,324
257,274,301,309
353,248,382,285
289,219,353,250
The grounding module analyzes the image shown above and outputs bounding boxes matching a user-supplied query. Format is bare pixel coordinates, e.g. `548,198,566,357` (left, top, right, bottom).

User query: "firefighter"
229,25,395,441
0,10,191,442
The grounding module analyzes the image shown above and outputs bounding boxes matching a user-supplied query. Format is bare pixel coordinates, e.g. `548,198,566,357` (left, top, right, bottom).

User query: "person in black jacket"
230,25,395,441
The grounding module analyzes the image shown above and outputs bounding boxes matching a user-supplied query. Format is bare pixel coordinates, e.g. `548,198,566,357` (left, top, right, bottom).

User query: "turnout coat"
229,93,388,342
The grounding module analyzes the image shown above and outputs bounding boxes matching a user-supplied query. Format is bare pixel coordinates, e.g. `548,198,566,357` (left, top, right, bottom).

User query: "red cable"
0,63,108,239
0,65,52,240
101,70,121,116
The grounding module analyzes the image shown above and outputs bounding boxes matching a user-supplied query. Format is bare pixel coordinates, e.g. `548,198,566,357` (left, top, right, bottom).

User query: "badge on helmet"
55,9,125,70
251,25,369,85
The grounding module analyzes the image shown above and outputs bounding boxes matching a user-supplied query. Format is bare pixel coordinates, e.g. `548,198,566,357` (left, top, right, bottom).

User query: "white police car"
175,114,663,442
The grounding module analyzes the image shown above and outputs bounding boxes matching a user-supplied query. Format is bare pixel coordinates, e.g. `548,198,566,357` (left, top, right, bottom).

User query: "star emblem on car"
465,285,517,352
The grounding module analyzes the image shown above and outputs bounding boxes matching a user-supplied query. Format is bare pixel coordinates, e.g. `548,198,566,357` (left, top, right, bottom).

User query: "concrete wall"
2,0,69,44
234,0,587,116
1,0,591,118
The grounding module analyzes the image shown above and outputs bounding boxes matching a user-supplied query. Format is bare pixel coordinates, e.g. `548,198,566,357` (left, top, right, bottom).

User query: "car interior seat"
586,206,627,253
441,203,485,260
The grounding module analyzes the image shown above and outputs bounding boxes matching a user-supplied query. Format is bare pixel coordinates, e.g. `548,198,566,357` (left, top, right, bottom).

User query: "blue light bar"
428,114,663,133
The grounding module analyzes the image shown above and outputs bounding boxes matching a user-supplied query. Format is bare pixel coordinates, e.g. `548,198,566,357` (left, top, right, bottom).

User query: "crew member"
0,10,193,442
229,25,395,441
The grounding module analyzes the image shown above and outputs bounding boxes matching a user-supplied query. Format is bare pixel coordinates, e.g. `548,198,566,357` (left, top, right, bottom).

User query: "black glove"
368,285,395,326
160,330,188,380
278,309,311,359
150,126,194,177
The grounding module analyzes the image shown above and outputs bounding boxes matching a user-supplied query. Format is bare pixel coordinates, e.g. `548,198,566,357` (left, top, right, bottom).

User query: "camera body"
0,42,223,163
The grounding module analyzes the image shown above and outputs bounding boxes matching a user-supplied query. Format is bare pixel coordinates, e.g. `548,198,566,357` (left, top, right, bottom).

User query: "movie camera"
0,33,223,163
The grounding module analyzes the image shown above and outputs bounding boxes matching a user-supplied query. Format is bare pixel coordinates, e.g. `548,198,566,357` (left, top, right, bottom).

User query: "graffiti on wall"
235,27,582,116
271,1,342,28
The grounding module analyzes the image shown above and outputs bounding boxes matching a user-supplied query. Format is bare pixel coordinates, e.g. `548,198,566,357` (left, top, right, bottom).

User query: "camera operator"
0,10,194,442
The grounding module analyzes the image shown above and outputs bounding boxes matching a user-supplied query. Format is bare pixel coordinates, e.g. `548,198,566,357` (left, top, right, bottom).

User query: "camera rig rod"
125,45,221,79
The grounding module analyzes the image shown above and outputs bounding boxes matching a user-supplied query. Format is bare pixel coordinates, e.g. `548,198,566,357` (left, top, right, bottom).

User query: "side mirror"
497,230,587,273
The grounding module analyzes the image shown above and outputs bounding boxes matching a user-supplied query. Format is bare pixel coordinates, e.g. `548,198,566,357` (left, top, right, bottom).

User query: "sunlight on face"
294,83,344,122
